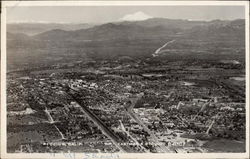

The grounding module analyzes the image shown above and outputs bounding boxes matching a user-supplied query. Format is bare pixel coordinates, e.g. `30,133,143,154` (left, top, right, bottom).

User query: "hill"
7,23,94,36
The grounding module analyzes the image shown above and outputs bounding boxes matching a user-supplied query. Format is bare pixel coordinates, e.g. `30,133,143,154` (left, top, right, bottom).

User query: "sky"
7,6,245,23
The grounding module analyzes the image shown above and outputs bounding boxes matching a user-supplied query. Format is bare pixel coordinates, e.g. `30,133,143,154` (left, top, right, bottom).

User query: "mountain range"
7,17,245,70
8,18,244,41
7,23,94,36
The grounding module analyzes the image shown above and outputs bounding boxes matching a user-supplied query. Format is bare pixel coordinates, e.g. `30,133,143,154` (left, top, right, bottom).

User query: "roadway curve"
152,40,176,57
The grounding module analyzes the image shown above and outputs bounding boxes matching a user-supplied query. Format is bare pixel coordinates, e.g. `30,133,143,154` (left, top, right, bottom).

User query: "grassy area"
202,139,245,152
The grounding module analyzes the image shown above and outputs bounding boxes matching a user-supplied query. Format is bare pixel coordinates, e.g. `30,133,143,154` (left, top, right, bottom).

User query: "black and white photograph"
1,1,249,159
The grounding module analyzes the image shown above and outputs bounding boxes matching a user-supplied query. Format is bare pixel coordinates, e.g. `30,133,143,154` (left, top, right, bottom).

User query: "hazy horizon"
7,6,245,24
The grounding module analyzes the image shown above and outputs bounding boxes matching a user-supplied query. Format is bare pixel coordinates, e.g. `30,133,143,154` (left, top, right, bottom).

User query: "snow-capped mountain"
119,11,153,21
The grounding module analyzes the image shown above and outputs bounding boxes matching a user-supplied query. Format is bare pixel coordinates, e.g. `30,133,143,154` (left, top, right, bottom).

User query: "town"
7,58,246,153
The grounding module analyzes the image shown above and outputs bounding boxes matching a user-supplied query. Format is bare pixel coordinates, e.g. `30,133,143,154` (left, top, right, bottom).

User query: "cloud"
119,11,153,21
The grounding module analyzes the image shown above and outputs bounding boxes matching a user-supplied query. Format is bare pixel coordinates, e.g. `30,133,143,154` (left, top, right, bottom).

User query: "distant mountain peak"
119,11,153,21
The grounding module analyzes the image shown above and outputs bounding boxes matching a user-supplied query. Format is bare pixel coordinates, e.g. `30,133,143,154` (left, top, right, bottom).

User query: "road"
125,95,171,152
67,90,127,152
152,40,176,57
119,120,150,153
44,107,66,140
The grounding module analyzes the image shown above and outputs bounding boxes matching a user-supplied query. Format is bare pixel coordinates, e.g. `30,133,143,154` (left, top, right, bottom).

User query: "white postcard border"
1,1,249,159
